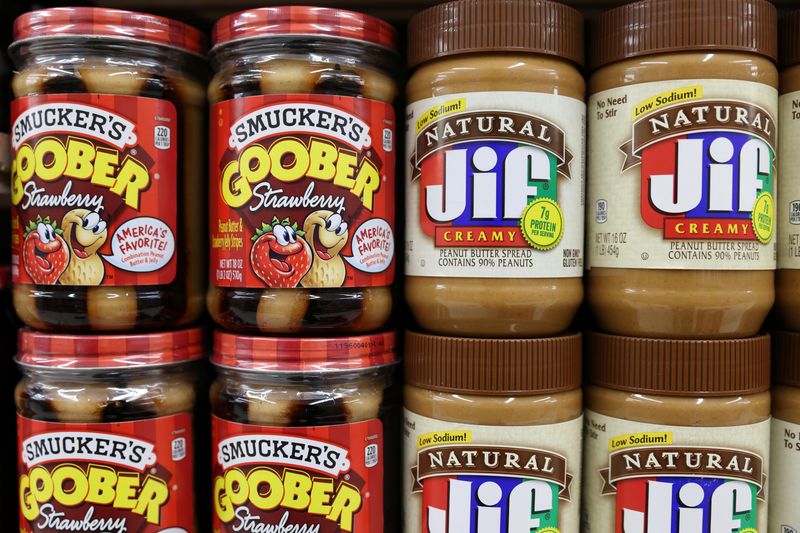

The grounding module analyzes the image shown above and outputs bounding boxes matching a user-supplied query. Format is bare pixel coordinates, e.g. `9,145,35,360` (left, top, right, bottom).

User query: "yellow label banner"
415,98,466,133
608,431,673,451
632,86,703,119
417,430,472,449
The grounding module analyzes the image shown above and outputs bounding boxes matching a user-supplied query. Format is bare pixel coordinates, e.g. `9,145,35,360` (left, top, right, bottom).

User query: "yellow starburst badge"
751,191,774,244
520,198,564,250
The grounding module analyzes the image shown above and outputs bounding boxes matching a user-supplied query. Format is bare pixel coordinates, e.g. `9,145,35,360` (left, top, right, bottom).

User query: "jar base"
587,268,774,339
405,276,582,337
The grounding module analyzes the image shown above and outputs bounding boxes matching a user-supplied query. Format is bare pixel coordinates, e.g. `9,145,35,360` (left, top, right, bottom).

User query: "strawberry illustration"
22,216,70,285
251,216,312,288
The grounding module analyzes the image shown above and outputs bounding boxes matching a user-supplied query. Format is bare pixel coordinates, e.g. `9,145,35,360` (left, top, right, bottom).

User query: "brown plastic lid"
407,0,584,69
772,331,800,388
590,0,778,71
405,331,581,396
588,332,771,397
781,10,800,69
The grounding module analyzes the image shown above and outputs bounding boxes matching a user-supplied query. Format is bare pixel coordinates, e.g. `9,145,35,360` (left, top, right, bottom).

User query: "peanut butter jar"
583,332,772,531
10,8,207,331
769,331,800,531
405,0,585,337
777,11,800,331
403,331,583,531
586,0,778,339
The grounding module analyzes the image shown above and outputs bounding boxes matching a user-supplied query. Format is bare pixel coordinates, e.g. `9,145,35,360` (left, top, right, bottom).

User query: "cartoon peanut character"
301,210,349,288
59,209,108,286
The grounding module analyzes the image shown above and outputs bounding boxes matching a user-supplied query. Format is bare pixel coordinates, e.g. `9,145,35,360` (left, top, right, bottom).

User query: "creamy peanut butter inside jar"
583,332,772,531
586,0,778,339
769,331,800,531
405,0,585,337
777,11,800,331
403,331,583,531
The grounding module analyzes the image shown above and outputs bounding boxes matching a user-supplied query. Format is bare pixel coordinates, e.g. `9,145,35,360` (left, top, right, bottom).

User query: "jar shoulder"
585,385,771,427
407,53,585,101
210,372,398,427
589,52,778,93
209,51,398,104
404,385,582,426
16,369,197,422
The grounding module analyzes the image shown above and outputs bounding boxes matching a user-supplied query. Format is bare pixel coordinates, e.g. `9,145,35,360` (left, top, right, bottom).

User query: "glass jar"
211,331,400,533
405,0,585,337
207,7,398,334
777,10,800,331
403,331,583,531
15,328,203,532
583,332,772,530
586,0,778,338
9,7,207,331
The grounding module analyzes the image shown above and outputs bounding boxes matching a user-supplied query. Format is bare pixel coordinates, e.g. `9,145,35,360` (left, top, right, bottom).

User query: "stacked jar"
7,7,208,531
205,7,402,531
770,11,800,530
583,0,779,529
401,0,588,529
777,10,800,331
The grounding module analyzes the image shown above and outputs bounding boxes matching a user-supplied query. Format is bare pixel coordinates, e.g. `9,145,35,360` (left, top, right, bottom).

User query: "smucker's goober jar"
9,8,207,331
405,0,585,337
211,331,400,532
15,328,202,532
583,332,772,531
208,8,398,334
403,332,583,532
586,0,779,339
777,11,800,331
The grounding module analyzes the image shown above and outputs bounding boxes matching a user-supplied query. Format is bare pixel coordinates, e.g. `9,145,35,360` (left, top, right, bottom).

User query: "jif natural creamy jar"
586,0,778,339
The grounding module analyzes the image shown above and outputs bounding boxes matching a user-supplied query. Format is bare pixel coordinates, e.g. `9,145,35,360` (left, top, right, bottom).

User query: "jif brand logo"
620,99,776,242
411,111,574,248
412,445,573,532
600,446,765,533
425,476,558,533
618,479,755,533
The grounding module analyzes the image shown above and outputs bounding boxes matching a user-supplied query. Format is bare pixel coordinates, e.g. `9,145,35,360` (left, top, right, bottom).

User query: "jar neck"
210,36,397,76
19,361,197,382
11,37,204,73
214,364,394,386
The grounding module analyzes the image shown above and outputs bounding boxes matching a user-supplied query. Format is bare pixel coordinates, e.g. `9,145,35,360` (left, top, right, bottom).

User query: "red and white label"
210,94,395,289
212,416,384,532
18,413,195,532
10,94,178,286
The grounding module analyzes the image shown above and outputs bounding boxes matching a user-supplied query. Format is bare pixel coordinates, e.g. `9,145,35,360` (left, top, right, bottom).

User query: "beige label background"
587,79,778,270
770,418,800,532
779,90,800,270
583,410,770,532
405,91,585,278
403,409,583,532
